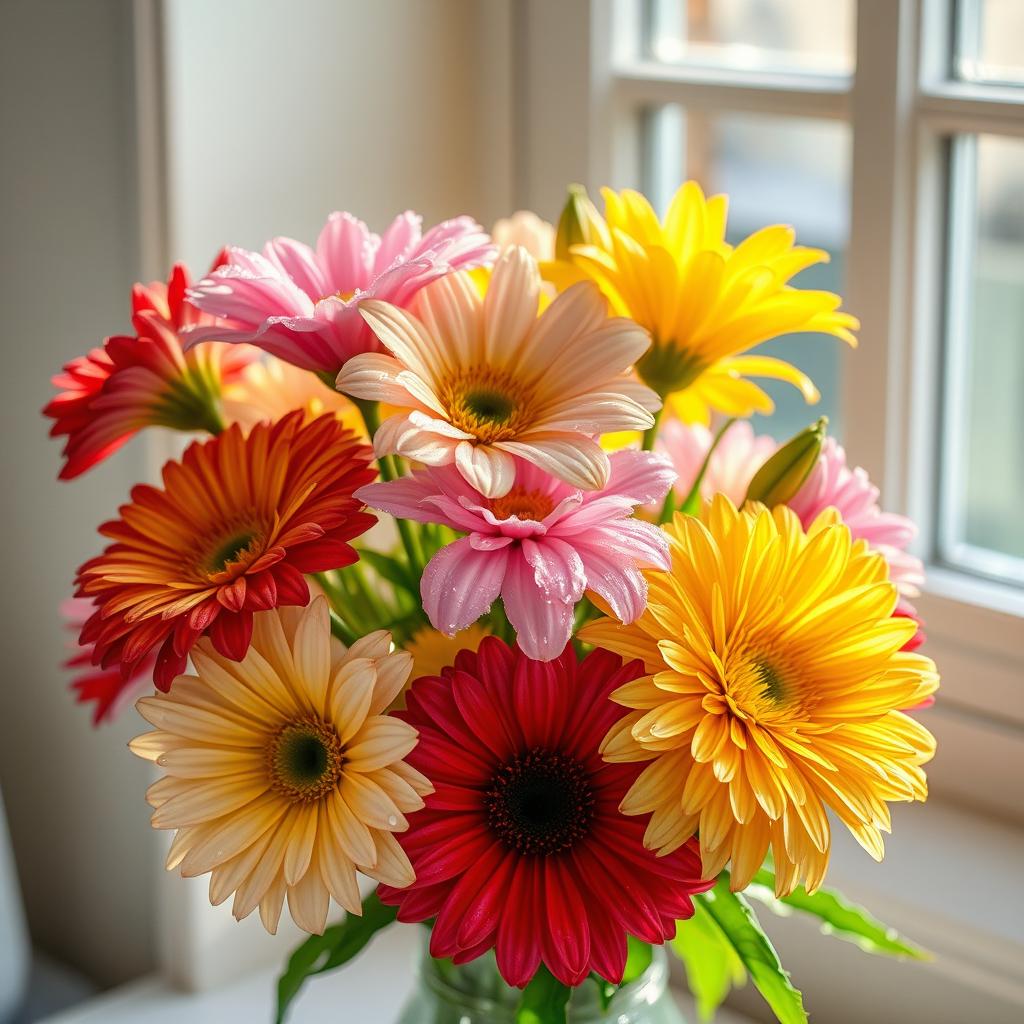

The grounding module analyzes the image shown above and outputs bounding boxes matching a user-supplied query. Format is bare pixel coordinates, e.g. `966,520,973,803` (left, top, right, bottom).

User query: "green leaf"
357,548,420,595
699,875,807,1024
275,890,397,1023
749,869,930,960
671,899,747,1022
515,965,571,1024
622,935,653,984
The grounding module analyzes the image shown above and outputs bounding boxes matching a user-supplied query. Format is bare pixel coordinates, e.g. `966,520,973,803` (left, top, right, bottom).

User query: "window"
517,0,1024,823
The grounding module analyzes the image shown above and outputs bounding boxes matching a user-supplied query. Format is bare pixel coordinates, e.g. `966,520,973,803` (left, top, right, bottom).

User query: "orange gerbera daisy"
75,411,375,690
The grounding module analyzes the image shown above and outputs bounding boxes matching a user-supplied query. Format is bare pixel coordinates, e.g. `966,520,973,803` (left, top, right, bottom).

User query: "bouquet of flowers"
45,183,938,1024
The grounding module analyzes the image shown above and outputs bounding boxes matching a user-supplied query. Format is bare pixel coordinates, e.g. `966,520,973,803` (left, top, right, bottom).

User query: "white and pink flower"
356,450,676,660
340,246,659,499
185,211,495,376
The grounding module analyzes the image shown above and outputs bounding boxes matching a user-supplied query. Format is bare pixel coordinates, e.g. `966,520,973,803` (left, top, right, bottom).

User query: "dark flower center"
267,719,344,803
485,748,595,856
464,388,517,424
208,530,257,572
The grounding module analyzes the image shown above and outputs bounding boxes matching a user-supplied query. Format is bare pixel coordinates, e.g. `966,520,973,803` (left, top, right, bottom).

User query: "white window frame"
517,0,1024,822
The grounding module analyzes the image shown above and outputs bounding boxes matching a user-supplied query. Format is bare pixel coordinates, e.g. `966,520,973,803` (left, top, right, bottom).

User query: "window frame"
517,0,1024,817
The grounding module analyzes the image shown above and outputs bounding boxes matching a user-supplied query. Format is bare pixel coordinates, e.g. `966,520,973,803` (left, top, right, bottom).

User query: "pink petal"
316,212,373,294
501,551,575,661
598,450,677,506
422,537,508,635
374,211,422,273
263,237,330,300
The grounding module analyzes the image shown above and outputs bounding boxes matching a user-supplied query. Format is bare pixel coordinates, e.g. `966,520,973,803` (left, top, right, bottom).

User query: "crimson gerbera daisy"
75,410,375,690
377,638,713,988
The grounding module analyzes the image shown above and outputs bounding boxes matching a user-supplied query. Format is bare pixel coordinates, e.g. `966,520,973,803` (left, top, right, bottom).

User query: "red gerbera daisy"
75,411,376,690
377,638,713,988
44,255,253,480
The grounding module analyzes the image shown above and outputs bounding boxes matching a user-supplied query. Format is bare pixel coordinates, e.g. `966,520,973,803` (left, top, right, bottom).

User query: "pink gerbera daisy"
357,450,674,659
339,246,660,498
185,210,494,376
44,258,252,479
661,421,925,596
378,638,713,988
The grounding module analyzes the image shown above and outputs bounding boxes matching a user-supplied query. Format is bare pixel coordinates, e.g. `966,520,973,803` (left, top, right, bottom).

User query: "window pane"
646,0,855,75
956,0,1024,85
645,107,851,440
940,135,1024,582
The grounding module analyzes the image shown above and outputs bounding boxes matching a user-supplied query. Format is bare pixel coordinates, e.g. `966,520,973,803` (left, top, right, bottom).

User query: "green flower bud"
555,184,610,260
745,417,828,508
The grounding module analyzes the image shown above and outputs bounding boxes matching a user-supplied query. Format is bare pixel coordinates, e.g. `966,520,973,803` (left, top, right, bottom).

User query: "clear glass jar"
396,940,686,1024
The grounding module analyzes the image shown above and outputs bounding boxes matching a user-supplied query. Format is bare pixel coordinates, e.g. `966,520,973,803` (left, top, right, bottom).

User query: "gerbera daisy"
220,354,364,437
661,421,925,596
62,598,154,725
357,450,675,659
185,211,494,377
378,638,713,987
44,259,253,479
543,182,859,424
130,598,431,934
404,623,491,683
75,411,375,689
581,496,938,896
659,417,777,507
338,246,659,498
491,210,555,260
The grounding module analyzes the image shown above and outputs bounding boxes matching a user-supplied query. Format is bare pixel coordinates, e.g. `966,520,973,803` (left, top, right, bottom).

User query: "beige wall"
0,0,513,989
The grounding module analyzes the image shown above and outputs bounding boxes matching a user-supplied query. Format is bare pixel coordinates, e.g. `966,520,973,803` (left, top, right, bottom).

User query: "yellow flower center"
195,516,267,580
267,719,344,804
488,486,555,522
440,366,533,443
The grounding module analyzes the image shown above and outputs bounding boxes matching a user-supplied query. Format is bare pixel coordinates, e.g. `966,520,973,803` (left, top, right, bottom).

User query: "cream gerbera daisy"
337,246,659,498
129,598,432,934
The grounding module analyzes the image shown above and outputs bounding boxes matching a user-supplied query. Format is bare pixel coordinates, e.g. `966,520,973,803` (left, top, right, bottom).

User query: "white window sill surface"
37,922,752,1024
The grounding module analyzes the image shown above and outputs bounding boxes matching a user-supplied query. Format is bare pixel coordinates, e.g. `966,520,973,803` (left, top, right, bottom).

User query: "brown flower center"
267,719,344,804
485,748,595,856
488,486,555,522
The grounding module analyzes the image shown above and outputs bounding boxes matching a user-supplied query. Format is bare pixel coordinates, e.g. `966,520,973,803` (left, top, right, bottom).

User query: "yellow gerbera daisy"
580,496,937,897
544,182,859,425
404,622,490,683
129,598,432,934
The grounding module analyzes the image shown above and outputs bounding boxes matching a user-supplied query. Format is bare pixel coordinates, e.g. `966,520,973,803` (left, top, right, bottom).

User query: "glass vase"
396,939,686,1024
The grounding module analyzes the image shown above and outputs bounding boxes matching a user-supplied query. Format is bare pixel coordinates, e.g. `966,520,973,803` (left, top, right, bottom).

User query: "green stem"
328,610,359,647
674,417,737,519
353,398,427,575
641,406,664,451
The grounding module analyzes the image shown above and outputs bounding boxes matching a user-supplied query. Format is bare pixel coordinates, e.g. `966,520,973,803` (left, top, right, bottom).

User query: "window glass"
955,0,1024,86
646,0,855,75
941,134,1024,581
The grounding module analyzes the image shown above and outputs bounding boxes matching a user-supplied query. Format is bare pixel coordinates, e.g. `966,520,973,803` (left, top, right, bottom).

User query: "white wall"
163,0,514,268
0,0,514,991
0,0,159,988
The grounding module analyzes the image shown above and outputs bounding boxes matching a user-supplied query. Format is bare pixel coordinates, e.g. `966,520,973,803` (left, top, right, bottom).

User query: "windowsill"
36,922,753,1024
38,799,1022,1024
